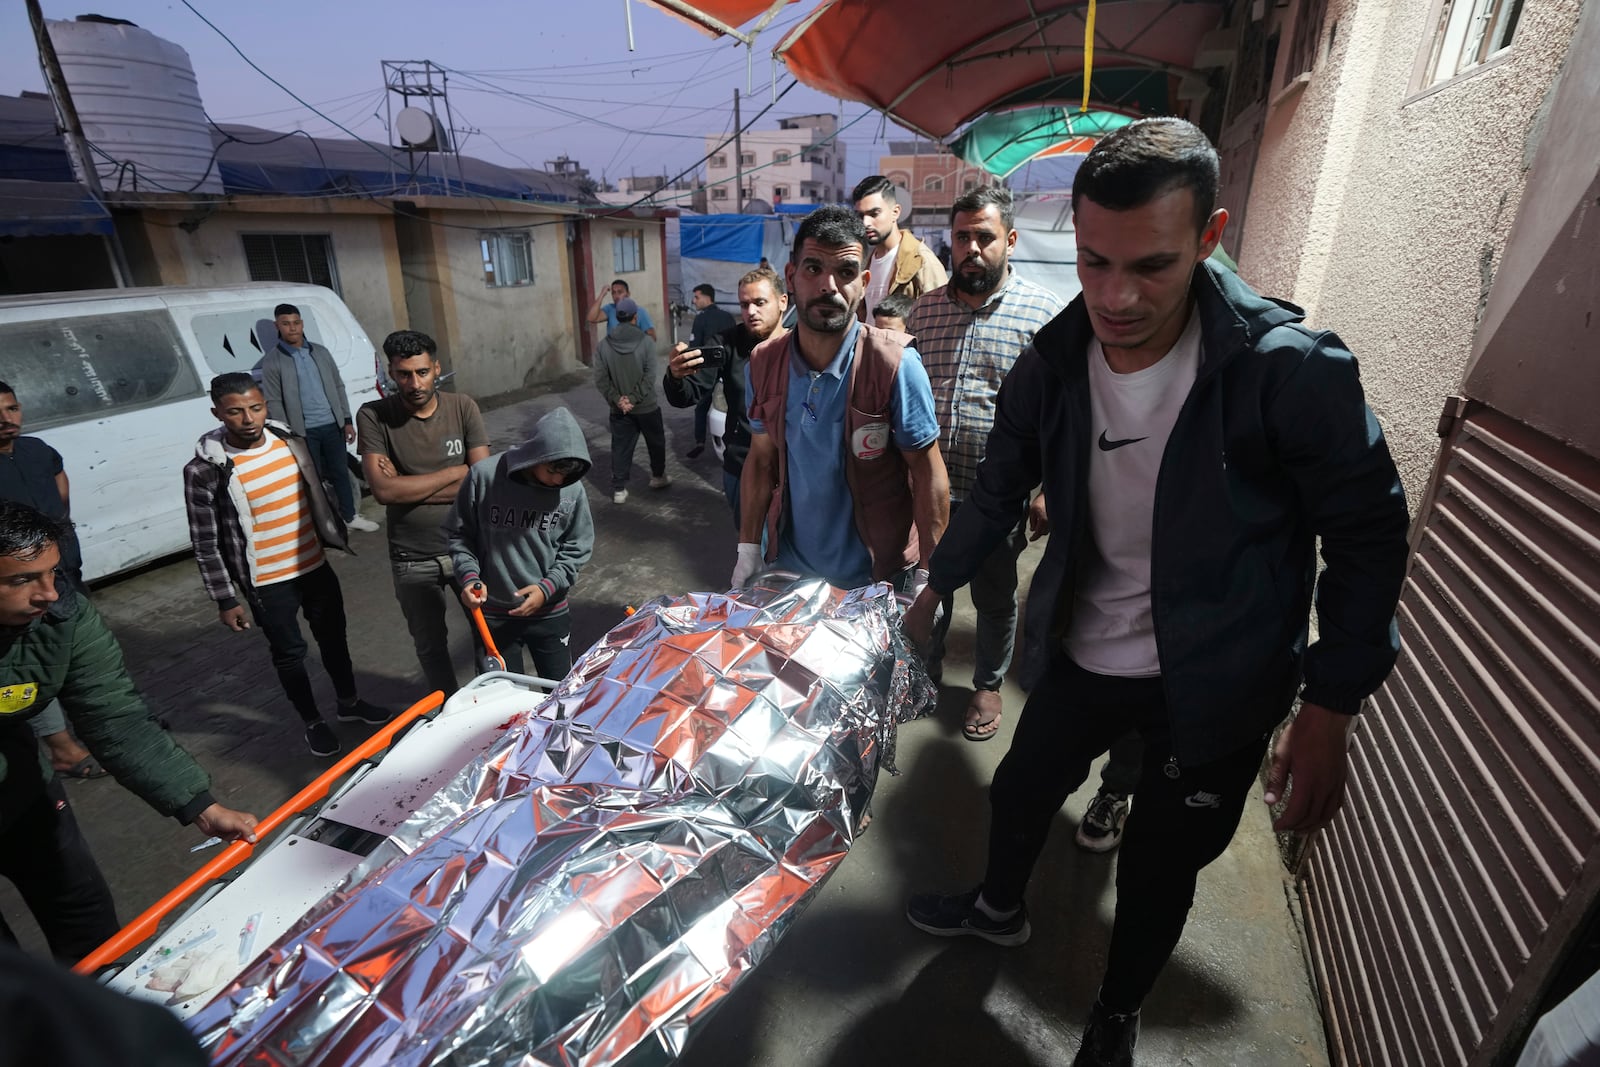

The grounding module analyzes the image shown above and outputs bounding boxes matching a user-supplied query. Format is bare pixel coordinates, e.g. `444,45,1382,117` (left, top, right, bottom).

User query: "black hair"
0,380,13,397
951,184,1015,232
610,279,631,293
851,175,898,205
873,293,914,321
791,204,870,264
0,500,69,562
1071,117,1220,232
693,283,716,301
209,372,261,403
382,330,437,361
274,303,300,318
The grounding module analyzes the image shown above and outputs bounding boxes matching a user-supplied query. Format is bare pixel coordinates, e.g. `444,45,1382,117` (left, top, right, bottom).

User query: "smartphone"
696,343,730,371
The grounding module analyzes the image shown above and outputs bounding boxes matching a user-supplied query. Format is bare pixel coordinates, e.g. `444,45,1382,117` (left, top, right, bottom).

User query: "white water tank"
47,16,223,195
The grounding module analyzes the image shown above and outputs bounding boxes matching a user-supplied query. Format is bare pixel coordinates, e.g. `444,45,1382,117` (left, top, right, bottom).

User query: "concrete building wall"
425,211,579,398
877,148,995,226
587,215,668,345
136,206,405,363
1237,0,1584,503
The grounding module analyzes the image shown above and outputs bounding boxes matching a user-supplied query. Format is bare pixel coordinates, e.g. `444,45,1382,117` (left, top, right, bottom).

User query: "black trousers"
608,409,666,488
248,563,356,723
481,610,574,681
0,779,119,964
983,655,1271,1012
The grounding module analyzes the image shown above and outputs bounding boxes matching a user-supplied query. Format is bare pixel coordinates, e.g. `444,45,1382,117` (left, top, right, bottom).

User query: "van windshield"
0,310,201,432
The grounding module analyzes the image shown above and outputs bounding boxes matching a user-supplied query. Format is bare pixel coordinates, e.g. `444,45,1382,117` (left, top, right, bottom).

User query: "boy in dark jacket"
445,406,595,680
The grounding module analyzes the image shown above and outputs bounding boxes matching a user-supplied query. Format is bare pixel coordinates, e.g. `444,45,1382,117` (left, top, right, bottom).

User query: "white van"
0,283,379,582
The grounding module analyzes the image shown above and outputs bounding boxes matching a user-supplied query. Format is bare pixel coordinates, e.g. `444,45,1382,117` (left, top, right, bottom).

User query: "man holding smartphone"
684,284,737,459
663,268,789,523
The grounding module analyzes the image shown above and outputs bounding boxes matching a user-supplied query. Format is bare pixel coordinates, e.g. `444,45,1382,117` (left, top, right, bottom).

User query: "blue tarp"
0,179,112,237
680,214,768,261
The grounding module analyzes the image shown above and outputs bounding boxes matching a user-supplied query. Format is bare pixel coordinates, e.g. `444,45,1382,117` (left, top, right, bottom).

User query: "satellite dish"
396,107,449,151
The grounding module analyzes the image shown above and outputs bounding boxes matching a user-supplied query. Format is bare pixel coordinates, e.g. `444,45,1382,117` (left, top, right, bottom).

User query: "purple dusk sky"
2,1,1079,193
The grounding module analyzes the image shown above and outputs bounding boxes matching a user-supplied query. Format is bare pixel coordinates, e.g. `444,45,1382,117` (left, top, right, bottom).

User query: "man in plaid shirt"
907,186,1065,741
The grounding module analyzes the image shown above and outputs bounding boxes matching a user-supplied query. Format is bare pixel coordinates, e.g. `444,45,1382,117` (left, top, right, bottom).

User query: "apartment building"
876,140,999,229
703,113,846,210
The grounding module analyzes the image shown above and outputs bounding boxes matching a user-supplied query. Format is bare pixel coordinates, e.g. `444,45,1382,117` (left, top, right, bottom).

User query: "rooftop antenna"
381,60,463,196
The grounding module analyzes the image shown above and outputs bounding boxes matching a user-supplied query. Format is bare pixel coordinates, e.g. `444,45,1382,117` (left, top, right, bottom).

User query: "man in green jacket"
0,501,257,963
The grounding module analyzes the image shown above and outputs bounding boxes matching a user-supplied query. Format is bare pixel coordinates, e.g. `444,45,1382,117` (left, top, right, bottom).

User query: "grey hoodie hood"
506,406,592,485
603,322,647,355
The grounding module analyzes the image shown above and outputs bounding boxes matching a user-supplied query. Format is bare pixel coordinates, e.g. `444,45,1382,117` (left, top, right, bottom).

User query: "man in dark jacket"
0,501,257,963
664,268,789,523
445,406,594,680
593,298,669,505
683,283,738,459
902,119,1411,1067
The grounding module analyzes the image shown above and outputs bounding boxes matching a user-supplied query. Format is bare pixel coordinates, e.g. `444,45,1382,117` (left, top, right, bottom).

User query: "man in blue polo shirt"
586,279,657,340
732,205,948,592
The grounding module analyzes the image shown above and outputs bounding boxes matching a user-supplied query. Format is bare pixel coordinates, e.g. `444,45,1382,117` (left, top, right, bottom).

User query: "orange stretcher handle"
470,604,506,672
73,690,446,975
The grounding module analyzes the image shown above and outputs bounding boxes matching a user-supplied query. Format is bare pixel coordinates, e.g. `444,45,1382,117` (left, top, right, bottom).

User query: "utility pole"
26,0,132,286
733,89,744,212
27,0,102,198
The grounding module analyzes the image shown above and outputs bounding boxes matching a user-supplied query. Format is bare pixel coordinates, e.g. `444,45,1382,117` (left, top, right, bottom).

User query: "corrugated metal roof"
0,93,595,206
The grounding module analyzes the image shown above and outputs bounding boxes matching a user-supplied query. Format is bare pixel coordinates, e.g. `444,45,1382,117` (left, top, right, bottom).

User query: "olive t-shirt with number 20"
356,392,489,559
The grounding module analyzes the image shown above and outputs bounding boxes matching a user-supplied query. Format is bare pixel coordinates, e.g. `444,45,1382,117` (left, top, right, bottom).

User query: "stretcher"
74,609,549,1020
73,579,929,1065
78,671,558,1011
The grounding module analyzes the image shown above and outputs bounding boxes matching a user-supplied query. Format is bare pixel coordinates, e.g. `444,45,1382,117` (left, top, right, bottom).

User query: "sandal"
60,755,109,779
963,690,1002,742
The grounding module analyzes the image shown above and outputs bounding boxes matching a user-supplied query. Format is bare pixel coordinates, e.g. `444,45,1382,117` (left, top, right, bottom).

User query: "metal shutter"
1300,406,1600,1066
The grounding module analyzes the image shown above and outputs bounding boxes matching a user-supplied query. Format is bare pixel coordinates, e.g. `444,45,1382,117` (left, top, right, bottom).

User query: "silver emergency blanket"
189,576,934,1066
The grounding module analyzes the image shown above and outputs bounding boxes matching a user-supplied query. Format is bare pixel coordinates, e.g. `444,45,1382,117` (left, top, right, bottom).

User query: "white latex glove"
907,568,930,601
731,543,762,589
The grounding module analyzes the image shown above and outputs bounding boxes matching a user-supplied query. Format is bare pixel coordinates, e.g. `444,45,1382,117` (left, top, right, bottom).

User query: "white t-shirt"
864,243,897,315
1064,309,1203,676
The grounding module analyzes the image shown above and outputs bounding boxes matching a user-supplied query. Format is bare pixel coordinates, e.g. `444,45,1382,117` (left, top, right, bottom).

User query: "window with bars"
240,233,340,294
739,152,756,166
613,229,645,273
481,230,535,287
925,176,944,191
711,187,729,200
1421,0,1522,84
774,151,790,165
711,154,728,168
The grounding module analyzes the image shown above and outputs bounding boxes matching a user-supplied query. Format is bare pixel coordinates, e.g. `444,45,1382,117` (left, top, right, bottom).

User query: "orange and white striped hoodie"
183,422,349,608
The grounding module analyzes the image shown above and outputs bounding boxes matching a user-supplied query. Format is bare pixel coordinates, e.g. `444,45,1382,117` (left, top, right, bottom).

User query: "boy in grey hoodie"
445,406,595,679
593,297,669,504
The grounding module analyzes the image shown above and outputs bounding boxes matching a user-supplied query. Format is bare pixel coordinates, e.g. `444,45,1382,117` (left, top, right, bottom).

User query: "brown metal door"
1297,1,1600,1062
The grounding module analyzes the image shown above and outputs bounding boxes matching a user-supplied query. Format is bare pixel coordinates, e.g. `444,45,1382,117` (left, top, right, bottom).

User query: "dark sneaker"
335,699,391,725
687,443,706,458
304,720,340,757
1075,789,1132,853
905,886,1030,947
1072,1001,1139,1067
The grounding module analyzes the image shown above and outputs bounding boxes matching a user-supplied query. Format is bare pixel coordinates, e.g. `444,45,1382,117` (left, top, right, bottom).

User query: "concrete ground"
2,379,1329,1066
